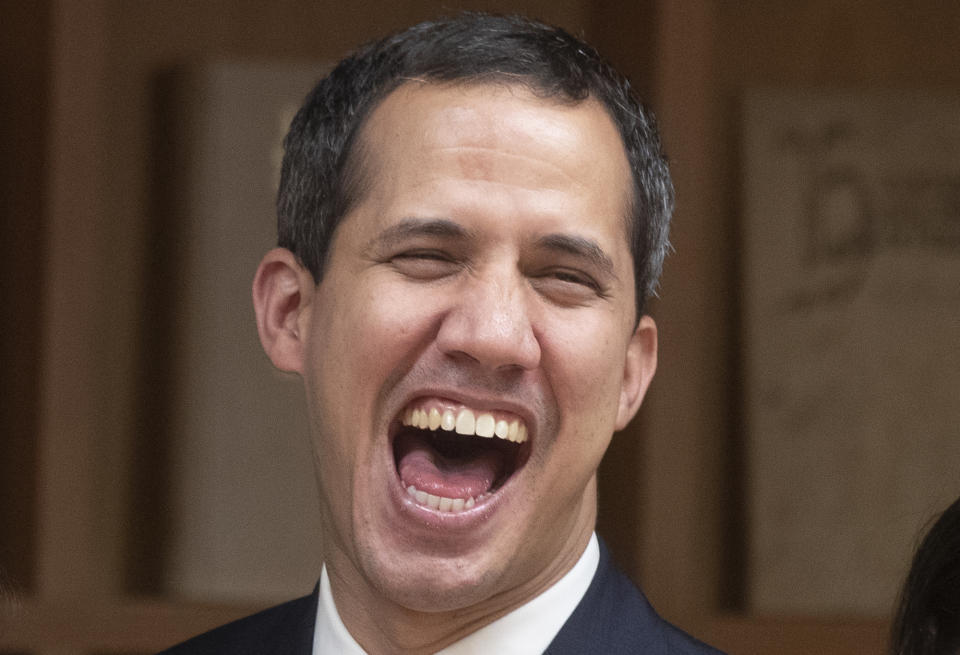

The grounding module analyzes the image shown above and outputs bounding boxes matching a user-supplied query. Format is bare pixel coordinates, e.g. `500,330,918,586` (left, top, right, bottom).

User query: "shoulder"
157,586,317,655
546,540,725,655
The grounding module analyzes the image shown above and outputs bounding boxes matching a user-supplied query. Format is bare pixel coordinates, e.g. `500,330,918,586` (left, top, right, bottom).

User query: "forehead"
355,81,633,220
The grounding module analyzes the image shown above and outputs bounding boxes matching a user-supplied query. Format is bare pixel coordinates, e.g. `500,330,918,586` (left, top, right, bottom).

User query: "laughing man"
162,13,724,655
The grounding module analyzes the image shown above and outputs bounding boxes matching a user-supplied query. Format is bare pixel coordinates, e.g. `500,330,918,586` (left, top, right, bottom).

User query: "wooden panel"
0,0,49,594
705,616,889,655
36,0,127,600
639,0,735,626
715,1,960,87
589,0,662,581
0,599,259,652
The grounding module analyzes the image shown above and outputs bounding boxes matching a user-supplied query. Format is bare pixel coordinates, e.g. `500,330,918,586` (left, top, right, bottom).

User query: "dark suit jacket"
160,539,724,654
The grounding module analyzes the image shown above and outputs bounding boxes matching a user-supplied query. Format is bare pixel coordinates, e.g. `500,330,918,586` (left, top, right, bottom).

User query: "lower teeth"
407,485,479,512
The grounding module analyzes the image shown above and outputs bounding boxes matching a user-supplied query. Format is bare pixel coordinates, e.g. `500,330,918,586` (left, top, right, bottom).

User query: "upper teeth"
401,406,528,443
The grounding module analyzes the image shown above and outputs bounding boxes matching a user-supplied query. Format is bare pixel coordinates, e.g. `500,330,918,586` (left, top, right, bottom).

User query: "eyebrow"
366,217,474,250
535,233,618,281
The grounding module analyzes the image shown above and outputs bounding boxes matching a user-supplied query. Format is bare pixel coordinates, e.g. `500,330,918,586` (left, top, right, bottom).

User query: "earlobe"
252,247,314,374
615,315,658,430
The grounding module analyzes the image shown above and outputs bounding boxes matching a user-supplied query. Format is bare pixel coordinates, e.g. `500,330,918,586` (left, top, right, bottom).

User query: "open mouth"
392,403,531,513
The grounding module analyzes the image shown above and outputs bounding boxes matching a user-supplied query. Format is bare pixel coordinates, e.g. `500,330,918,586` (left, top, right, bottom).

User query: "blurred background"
2,1,958,653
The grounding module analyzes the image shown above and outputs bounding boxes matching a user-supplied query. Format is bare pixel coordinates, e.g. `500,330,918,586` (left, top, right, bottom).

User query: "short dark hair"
277,12,673,316
891,496,960,655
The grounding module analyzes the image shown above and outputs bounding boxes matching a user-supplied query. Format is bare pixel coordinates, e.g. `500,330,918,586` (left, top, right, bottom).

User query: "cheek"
303,276,438,463
317,278,426,380
542,312,628,421
539,341,620,504
539,319,628,486
348,281,436,375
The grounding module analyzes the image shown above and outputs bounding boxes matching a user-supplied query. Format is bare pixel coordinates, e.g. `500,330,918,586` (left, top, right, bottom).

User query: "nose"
435,269,541,372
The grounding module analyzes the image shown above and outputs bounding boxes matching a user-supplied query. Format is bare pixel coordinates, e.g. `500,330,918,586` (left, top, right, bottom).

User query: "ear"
614,315,658,430
252,247,314,374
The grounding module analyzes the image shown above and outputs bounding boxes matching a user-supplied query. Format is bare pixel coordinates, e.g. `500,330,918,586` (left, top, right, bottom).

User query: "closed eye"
549,269,598,289
390,250,462,280
531,268,608,305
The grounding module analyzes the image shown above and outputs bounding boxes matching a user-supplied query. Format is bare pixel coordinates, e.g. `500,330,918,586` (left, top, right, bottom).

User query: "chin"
361,548,506,613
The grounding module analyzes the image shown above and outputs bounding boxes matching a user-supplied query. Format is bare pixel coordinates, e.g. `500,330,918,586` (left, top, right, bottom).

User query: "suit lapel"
544,538,664,654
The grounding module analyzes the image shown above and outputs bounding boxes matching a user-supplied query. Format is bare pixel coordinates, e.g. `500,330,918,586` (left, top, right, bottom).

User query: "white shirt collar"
313,532,600,655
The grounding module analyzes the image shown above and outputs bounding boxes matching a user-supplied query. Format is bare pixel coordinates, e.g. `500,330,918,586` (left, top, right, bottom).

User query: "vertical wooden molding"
36,0,120,601
0,0,50,594
588,0,660,583
640,0,728,628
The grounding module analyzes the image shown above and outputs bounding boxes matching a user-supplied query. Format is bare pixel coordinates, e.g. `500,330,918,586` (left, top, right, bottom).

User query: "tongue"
395,431,504,499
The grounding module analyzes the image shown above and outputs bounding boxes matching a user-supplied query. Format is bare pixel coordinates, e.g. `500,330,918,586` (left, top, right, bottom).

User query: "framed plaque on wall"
742,90,960,615
156,61,327,602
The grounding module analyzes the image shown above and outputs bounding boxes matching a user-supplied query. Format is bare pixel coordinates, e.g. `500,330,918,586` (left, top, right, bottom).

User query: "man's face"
295,83,655,612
